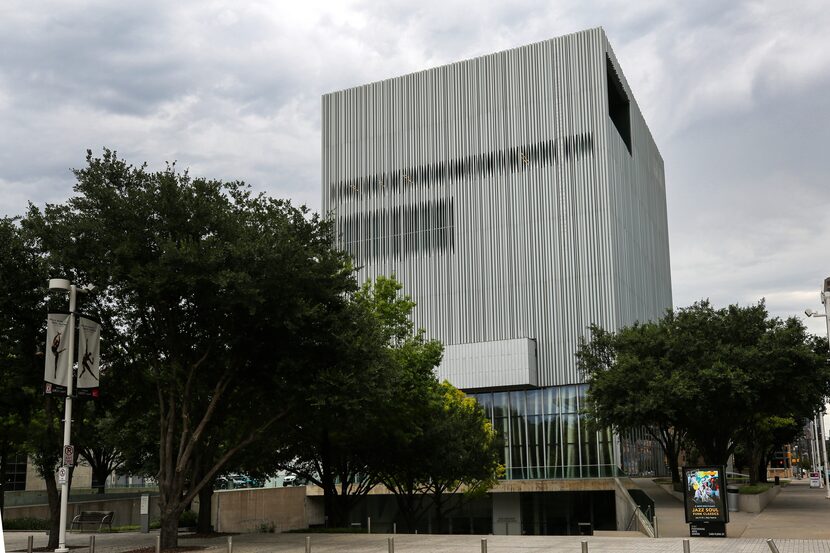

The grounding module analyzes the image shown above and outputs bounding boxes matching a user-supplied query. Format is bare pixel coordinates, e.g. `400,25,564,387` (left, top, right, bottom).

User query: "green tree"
0,218,45,516
26,150,356,547
421,383,501,533
275,276,401,527
579,301,830,484
577,321,686,483
378,380,501,533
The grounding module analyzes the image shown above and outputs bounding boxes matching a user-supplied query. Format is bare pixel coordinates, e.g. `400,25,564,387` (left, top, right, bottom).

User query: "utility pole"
49,278,95,552
805,277,830,496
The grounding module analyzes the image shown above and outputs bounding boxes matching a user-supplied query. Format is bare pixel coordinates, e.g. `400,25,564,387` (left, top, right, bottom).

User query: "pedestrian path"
6,532,830,553
632,477,830,539
741,478,830,538
5,479,829,552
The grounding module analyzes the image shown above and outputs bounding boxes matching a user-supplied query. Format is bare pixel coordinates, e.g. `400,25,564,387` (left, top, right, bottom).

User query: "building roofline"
322,26,607,98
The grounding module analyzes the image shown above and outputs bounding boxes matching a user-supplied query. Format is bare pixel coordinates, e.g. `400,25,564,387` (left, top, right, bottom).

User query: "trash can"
727,485,739,512
577,522,593,536
774,476,780,486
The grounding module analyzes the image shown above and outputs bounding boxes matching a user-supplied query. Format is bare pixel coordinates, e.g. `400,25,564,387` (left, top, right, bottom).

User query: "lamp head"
805,309,820,317
48,278,71,291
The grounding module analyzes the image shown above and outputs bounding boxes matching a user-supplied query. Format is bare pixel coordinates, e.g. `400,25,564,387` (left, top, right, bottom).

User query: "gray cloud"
1,0,828,334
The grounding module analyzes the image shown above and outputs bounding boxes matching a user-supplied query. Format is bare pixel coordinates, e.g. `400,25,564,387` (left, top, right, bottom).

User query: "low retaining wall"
3,495,161,527
658,481,781,514
211,486,320,533
737,485,781,513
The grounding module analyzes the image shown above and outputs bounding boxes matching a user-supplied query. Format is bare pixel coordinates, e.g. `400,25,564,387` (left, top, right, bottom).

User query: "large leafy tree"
0,218,45,516
378,380,501,533
577,320,686,483
579,300,829,484
26,150,356,547
275,276,405,527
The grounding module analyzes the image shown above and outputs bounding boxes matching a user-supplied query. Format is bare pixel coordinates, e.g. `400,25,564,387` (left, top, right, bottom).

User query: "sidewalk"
5,480,829,552
4,531,830,553
631,476,830,539
6,531,830,553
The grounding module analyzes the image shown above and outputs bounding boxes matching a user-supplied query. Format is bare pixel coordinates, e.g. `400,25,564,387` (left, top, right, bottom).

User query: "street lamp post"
48,278,94,552
805,276,830,499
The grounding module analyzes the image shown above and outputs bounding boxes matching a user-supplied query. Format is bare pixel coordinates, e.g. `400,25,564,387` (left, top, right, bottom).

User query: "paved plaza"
4,479,829,553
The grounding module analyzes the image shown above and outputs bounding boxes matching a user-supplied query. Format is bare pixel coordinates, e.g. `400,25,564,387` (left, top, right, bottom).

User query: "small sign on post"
140,494,150,533
58,467,68,485
810,472,821,488
64,445,75,467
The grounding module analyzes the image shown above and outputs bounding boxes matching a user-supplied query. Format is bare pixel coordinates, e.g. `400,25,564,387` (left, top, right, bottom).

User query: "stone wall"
211,486,311,533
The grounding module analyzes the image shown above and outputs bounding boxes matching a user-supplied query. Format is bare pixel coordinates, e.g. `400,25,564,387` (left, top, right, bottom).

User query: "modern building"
321,27,671,534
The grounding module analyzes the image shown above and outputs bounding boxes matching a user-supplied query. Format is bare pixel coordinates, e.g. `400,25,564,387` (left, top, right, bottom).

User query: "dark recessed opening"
606,56,631,155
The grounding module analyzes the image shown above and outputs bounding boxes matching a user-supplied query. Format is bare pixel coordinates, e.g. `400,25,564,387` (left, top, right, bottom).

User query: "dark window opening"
606,56,631,154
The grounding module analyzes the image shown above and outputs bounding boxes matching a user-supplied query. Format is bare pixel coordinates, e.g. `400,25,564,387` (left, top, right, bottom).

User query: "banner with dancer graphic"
44,312,71,395
76,317,101,398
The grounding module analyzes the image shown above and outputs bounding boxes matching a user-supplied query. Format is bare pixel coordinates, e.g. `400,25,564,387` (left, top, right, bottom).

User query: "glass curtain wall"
471,384,619,479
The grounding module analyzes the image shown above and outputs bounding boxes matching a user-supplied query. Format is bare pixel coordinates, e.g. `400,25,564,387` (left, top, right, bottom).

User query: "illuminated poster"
683,466,729,524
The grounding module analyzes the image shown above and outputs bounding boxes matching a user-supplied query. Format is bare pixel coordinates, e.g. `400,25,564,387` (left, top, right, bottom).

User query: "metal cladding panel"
437,338,537,389
321,27,672,388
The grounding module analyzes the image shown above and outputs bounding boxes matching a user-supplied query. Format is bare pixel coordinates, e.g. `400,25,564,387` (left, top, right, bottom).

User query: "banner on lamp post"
44,312,71,396
76,316,101,398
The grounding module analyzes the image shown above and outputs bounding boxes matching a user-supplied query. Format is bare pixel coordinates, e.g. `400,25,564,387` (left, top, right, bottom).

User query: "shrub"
179,510,198,527
3,517,51,530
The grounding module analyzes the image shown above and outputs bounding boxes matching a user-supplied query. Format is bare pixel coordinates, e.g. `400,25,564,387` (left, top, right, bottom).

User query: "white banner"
77,317,101,392
44,313,71,390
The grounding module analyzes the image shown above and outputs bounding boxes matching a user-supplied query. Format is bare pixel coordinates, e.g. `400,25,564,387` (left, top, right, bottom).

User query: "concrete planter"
737,485,780,513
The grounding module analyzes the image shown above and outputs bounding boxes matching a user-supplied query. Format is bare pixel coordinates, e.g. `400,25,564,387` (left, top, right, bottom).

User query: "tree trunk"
319,428,336,525
433,490,445,534
92,462,109,494
652,426,682,483
0,440,7,517
757,454,769,483
45,471,61,550
160,506,182,548
197,484,213,534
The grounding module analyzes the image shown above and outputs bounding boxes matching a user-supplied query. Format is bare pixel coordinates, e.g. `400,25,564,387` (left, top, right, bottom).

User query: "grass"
738,483,773,494
2,516,51,530
287,526,367,533
102,524,141,533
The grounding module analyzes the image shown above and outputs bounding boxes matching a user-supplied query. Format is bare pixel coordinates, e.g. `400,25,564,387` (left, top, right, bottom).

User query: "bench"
70,511,114,532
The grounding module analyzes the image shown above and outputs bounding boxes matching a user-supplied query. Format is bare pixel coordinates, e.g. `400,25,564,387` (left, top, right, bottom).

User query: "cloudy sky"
1,0,828,335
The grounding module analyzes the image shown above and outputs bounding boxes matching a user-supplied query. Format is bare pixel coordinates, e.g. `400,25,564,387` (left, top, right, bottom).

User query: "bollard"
581,540,588,553
155,535,161,553
767,539,781,553
27,535,33,553
682,539,690,553
388,536,395,553
305,536,311,553
393,522,397,534
227,535,233,553
89,534,96,553
653,515,659,538
368,516,372,534
481,537,488,553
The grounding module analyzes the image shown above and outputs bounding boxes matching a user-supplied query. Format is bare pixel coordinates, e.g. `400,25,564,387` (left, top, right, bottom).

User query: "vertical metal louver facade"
321,27,672,389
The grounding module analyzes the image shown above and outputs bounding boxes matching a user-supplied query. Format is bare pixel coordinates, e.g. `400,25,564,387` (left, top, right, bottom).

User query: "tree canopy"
12,150,503,542
26,150,358,547
578,300,830,483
